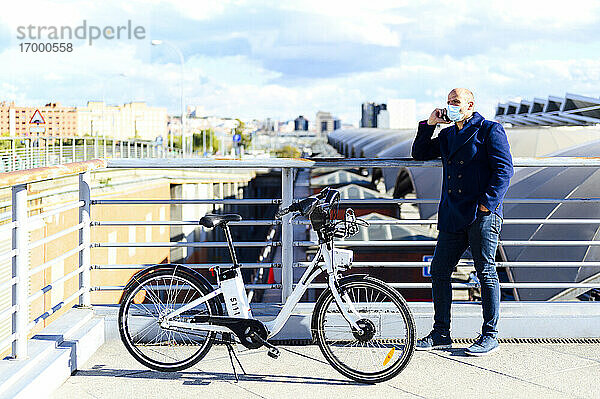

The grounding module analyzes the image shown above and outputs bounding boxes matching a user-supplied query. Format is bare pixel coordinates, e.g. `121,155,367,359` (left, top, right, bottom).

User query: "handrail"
3,155,600,360
0,159,106,188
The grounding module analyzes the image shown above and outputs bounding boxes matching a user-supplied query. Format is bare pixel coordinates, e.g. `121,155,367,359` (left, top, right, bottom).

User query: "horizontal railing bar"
0,304,17,322
103,157,600,169
92,199,280,205
92,263,280,269
92,220,279,226
311,157,600,168
93,242,279,248
294,240,600,247
91,198,600,206
28,287,86,331
91,283,282,291
29,222,84,249
294,261,600,268
334,198,600,204
28,265,86,303
0,277,18,292
293,219,600,225
0,249,16,263
28,244,86,276
0,333,17,353
0,221,16,234
106,158,312,169
307,282,600,289
29,201,84,223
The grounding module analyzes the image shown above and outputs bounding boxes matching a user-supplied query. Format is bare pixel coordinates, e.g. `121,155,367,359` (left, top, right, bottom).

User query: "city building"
77,101,167,141
315,111,340,134
361,102,387,128
294,115,309,131
0,101,78,136
387,99,416,129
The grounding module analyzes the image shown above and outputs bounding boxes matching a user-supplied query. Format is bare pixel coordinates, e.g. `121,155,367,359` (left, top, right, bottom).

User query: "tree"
192,129,219,154
275,145,301,158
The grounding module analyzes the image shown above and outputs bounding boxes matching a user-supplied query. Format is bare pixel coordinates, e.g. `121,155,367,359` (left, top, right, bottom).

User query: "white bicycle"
118,187,416,384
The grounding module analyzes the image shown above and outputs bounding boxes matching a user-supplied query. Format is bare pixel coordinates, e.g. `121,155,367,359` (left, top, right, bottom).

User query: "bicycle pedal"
267,348,280,359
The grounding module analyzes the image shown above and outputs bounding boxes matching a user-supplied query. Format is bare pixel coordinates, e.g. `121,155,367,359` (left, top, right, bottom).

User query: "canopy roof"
496,93,600,127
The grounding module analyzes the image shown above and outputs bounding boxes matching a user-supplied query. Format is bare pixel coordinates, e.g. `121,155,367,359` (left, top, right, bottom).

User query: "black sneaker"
416,330,452,351
465,335,499,356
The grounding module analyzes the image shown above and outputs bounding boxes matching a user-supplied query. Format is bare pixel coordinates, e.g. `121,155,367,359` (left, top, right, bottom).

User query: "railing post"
59,137,63,164
11,138,16,171
112,139,116,158
12,183,28,359
83,138,87,161
94,137,98,158
281,167,294,302
78,172,92,307
72,138,76,162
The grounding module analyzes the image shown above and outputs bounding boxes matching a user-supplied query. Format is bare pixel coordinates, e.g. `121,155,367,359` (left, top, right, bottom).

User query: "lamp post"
151,39,186,157
102,73,127,156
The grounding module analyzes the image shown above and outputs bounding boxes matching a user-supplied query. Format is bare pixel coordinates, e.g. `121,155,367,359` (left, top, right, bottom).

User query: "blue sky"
1,0,600,125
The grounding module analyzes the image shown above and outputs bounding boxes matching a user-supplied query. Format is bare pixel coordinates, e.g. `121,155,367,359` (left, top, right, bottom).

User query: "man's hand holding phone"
427,108,451,126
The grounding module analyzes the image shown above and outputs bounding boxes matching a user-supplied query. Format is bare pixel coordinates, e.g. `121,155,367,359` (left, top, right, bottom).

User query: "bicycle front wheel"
118,267,219,371
313,276,416,384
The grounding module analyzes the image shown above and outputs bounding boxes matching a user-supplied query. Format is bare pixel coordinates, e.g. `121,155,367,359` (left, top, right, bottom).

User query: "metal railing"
0,136,184,173
1,156,600,359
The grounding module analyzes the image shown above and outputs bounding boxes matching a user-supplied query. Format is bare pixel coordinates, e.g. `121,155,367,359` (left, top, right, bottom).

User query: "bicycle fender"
121,264,216,302
310,274,370,339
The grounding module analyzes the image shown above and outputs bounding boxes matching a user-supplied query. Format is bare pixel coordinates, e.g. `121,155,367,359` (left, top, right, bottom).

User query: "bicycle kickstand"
223,333,246,383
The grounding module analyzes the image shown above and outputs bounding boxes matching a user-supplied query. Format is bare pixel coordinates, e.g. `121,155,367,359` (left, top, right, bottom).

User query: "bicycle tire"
312,276,416,384
118,267,220,371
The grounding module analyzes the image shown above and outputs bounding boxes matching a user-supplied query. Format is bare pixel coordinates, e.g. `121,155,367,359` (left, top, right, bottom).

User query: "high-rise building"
294,115,309,131
361,102,387,128
387,99,416,129
0,101,78,136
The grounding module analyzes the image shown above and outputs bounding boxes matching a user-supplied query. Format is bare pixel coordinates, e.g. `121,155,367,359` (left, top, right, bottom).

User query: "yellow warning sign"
383,347,395,366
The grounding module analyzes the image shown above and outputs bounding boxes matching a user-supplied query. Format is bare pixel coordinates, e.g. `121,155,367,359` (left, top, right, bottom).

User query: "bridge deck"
52,339,599,399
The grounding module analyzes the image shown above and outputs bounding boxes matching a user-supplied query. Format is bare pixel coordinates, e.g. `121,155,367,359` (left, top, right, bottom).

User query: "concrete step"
0,308,105,399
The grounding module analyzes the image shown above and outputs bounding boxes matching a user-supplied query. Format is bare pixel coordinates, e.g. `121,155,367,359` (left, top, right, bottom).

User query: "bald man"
412,88,513,356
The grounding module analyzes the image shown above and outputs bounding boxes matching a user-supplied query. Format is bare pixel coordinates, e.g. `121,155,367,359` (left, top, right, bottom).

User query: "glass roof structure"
496,93,600,127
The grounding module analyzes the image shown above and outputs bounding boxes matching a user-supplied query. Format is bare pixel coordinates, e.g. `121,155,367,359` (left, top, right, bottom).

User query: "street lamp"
151,39,186,157
101,73,127,154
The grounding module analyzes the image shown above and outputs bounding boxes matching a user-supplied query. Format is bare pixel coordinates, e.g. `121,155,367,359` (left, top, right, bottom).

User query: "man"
411,88,513,356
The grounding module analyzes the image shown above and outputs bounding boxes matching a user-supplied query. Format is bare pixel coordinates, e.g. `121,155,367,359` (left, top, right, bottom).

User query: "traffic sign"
422,255,433,277
29,109,45,124
29,126,46,133
233,133,241,143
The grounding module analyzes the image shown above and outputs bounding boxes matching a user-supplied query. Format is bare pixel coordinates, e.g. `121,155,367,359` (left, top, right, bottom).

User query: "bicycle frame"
160,243,362,338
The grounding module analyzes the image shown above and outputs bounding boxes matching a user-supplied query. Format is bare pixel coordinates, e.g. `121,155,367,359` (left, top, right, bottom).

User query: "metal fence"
1,156,600,359
0,136,183,173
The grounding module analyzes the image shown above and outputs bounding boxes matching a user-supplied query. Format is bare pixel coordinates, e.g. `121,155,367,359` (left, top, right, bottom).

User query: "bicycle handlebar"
275,187,339,219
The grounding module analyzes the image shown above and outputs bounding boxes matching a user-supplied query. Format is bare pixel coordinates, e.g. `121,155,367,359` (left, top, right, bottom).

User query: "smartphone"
440,108,451,123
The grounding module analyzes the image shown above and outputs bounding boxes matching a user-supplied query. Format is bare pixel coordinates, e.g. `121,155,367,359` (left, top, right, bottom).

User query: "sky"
1,0,599,126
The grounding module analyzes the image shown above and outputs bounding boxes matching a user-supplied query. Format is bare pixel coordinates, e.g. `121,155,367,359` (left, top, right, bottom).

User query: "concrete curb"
0,308,105,399
95,301,600,342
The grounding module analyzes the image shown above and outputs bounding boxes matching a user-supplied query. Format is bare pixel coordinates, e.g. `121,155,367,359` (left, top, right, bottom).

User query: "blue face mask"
446,104,463,122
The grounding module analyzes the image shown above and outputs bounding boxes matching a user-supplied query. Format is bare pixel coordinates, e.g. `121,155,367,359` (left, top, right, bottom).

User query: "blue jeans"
430,211,502,338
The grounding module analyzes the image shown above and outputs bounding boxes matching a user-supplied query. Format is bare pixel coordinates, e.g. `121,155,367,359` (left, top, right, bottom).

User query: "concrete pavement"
52,339,600,399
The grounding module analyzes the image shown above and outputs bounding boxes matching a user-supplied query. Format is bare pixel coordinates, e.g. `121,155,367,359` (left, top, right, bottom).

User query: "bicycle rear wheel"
313,276,416,384
118,267,219,371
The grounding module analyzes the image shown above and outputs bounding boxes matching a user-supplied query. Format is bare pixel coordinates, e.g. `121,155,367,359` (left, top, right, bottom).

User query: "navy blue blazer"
411,112,514,232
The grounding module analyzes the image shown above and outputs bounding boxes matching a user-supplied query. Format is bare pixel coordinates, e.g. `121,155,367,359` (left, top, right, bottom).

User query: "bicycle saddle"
199,214,242,228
